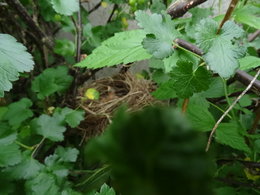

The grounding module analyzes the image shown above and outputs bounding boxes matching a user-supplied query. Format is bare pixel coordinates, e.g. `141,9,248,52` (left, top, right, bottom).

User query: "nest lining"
77,73,159,141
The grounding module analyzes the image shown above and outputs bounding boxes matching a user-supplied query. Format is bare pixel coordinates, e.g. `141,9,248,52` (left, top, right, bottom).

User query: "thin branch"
88,2,101,14
235,70,260,91
107,4,118,24
175,38,204,56
217,159,260,169
218,177,260,189
76,3,82,62
5,0,53,49
248,30,260,42
182,98,189,113
167,0,207,19
31,138,45,158
173,41,204,60
206,69,260,152
217,0,239,34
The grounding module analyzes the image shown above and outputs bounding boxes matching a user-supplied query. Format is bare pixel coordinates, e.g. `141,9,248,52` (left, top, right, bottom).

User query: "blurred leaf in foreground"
86,107,215,195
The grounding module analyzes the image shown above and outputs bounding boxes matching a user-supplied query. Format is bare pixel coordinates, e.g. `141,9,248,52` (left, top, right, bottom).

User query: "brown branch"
248,30,260,42
235,70,260,91
182,98,189,113
167,0,207,19
107,4,118,24
76,4,82,63
175,38,204,56
218,178,260,189
5,0,53,49
88,2,101,14
217,0,239,34
217,159,260,169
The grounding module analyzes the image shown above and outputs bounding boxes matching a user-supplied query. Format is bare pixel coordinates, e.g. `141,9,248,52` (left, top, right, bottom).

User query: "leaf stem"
208,102,232,119
223,79,236,119
172,42,204,60
31,137,45,158
15,141,35,150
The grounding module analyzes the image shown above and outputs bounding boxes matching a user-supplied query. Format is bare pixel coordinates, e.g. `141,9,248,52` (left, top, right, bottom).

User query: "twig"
167,0,207,19
80,104,97,115
248,30,260,42
5,0,53,49
88,2,101,14
76,3,82,62
175,38,204,56
173,41,204,60
218,159,260,168
206,69,260,152
31,138,45,158
107,4,118,23
236,70,260,91
182,98,189,113
216,0,239,34
218,177,260,189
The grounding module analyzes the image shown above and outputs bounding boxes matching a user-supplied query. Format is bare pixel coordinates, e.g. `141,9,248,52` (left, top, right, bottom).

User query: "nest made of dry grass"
77,72,160,141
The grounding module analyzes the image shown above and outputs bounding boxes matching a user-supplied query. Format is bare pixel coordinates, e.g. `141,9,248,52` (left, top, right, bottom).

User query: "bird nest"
77,72,159,142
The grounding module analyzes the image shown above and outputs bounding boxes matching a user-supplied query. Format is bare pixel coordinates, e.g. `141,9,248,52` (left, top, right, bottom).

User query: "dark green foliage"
0,0,259,194
87,107,215,195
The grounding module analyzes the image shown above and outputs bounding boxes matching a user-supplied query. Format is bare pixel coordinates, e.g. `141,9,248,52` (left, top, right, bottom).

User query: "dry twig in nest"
76,73,160,143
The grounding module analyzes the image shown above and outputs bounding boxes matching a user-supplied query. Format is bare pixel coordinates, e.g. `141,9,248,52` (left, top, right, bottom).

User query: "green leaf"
3,98,33,127
32,66,73,100
187,96,215,132
195,19,245,78
143,34,173,59
163,50,199,73
135,10,180,59
54,107,85,128
150,0,166,14
0,123,17,146
214,187,236,195
31,114,66,141
234,5,260,29
75,30,151,69
152,69,170,84
0,143,22,167
55,146,79,162
152,80,177,100
186,8,213,39
238,94,252,107
0,123,22,167
4,151,44,179
95,184,116,195
51,0,79,16
216,123,250,153
149,58,164,69
0,34,34,97
163,52,178,72
170,61,211,98
54,39,75,57
86,107,214,195
25,172,60,195
205,39,245,78
239,56,260,71
200,77,225,98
